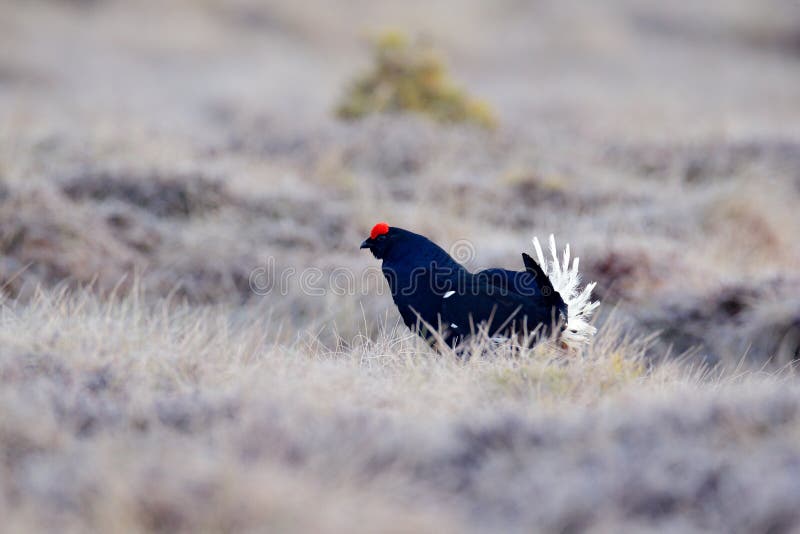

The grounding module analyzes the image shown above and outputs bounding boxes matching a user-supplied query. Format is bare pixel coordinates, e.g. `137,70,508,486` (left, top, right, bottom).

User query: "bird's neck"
385,239,465,272
381,240,468,300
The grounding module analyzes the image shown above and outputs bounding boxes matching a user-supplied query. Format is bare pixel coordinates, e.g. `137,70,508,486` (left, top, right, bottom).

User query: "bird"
360,222,574,348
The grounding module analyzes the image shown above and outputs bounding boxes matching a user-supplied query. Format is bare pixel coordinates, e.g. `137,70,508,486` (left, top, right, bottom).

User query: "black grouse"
360,222,568,346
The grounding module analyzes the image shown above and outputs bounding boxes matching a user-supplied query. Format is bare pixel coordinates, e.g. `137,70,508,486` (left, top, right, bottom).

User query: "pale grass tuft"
1,288,798,532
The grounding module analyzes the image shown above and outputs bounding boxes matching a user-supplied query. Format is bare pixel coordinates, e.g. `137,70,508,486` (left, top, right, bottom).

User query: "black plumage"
361,224,567,347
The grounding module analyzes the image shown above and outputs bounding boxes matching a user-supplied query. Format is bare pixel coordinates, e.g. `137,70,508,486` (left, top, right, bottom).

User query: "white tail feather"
533,235,599,348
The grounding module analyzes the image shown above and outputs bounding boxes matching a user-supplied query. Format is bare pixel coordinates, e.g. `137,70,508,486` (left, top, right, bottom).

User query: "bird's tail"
532,235,600,349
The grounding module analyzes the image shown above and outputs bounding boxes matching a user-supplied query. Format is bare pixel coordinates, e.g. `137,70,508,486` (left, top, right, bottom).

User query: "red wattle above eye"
370,222,389,240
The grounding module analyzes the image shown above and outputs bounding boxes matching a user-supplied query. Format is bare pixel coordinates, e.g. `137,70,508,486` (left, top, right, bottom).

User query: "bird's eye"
377,234,387,241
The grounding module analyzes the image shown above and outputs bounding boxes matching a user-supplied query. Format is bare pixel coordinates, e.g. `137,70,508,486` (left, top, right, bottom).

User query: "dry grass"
1,289,799,532
2,0,800,531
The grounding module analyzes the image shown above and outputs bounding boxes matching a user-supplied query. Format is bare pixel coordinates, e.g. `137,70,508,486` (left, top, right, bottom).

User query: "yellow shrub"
336,31,497,129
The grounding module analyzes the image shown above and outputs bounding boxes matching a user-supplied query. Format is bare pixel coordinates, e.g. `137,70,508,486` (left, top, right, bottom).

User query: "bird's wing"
484,269,534,299
441,255,567,342
440,276,537,339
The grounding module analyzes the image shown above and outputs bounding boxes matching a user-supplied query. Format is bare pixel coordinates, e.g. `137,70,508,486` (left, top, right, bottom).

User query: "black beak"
360,239,372,249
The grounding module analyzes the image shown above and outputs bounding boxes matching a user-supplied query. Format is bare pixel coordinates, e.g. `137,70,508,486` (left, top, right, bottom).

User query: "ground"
1,0,800,532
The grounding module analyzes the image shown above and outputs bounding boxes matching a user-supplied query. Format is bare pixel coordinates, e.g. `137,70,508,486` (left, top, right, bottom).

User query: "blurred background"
1,0,799,365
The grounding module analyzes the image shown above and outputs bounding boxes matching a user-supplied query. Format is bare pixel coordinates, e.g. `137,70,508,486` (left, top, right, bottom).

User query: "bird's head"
360,222,395,259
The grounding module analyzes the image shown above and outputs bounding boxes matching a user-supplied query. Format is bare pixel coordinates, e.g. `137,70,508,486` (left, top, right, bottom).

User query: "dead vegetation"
1,0,800,531
61,170,231,219
0,290,799,532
